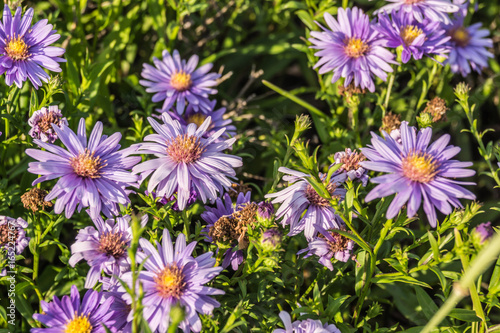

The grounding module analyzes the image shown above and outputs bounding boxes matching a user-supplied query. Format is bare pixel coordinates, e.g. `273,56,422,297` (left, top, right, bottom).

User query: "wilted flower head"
418,97,448,127
375,10,450,63
309,7,396,92
0,5,66,88
443,16,493,76
374,0,459,24
229,181,251,200
164,100,236,140
21,187,52,212
265,167,346,240
274,311,341,333
361,121,476,227
474,222,494,244
201,192,252,270
332,148,368,186
140,49,220,114
0,215,29,254
133,113,242,211
298,223,354,271
28,105,68,143
120,229,224,333
424,97,448,122
26,118,141,219
381,112,402,135
69,214,148,289
32,285,119,333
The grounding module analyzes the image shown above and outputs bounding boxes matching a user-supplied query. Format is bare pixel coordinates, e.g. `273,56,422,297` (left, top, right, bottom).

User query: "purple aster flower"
265,167,347,240
474,222,494,244
375,10,450,63
257,201,275,220
28,105,68,144
159,100,236,140
100,277,131,332
32,285,119,333
69,214,148,289
120,229,224,333
309,7,396,93
0,5,65,89
140,49,220,114
298,223,354,271
332,148,369,186
373,0,459,24
274,311,341,333
26,118,141,219
132,113,242,211
261,228,282,248
360,121,476,227
0,215,29,254
201,192,252,270
146,188,198,211
443,16,493,76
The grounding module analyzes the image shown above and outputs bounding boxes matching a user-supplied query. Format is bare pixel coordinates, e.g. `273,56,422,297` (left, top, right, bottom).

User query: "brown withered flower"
423,97,448,122
21,188,52,212
380,112,402,134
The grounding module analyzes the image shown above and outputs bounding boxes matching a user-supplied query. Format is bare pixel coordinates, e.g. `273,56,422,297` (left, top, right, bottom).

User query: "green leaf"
488,254,500,295
428,231,440,262
414,286,449,324
448,309,481,322
372,274,431,289
296,10,315,30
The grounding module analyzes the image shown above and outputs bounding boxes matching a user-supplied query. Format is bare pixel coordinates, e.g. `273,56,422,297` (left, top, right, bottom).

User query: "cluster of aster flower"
5,2,487,332
309,0,493,93
23,48,243,332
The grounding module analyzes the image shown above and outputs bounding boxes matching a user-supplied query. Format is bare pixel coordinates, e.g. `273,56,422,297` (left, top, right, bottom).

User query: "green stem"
408,63,437,124
421,232,500,333
262,80,325,118
353,219,392,325
182,210,190,239
460,95,500,187
383,71,395,113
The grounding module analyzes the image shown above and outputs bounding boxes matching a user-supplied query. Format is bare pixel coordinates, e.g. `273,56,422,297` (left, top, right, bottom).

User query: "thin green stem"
353,219,392,325
421,232,500,333
262,80,325,118
408,63,437,124
458,92,500,187
383,71,395,113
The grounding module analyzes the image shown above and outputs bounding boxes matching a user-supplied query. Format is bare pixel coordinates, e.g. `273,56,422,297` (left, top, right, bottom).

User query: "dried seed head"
209,202,258,249
422,97,448,122
380,112,402,134
21,188,52,212
228,182,251,200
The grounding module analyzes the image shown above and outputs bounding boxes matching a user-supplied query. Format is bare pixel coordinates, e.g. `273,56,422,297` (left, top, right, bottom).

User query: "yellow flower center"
450,27,470,47
401,152,439,183
5,35,29,61
170,71,192,91
65,314,92,333
70,149,107,179
154,264,186,300
401,25,423,46
166,134,206,164
344,37,369,58
186,113,207,127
